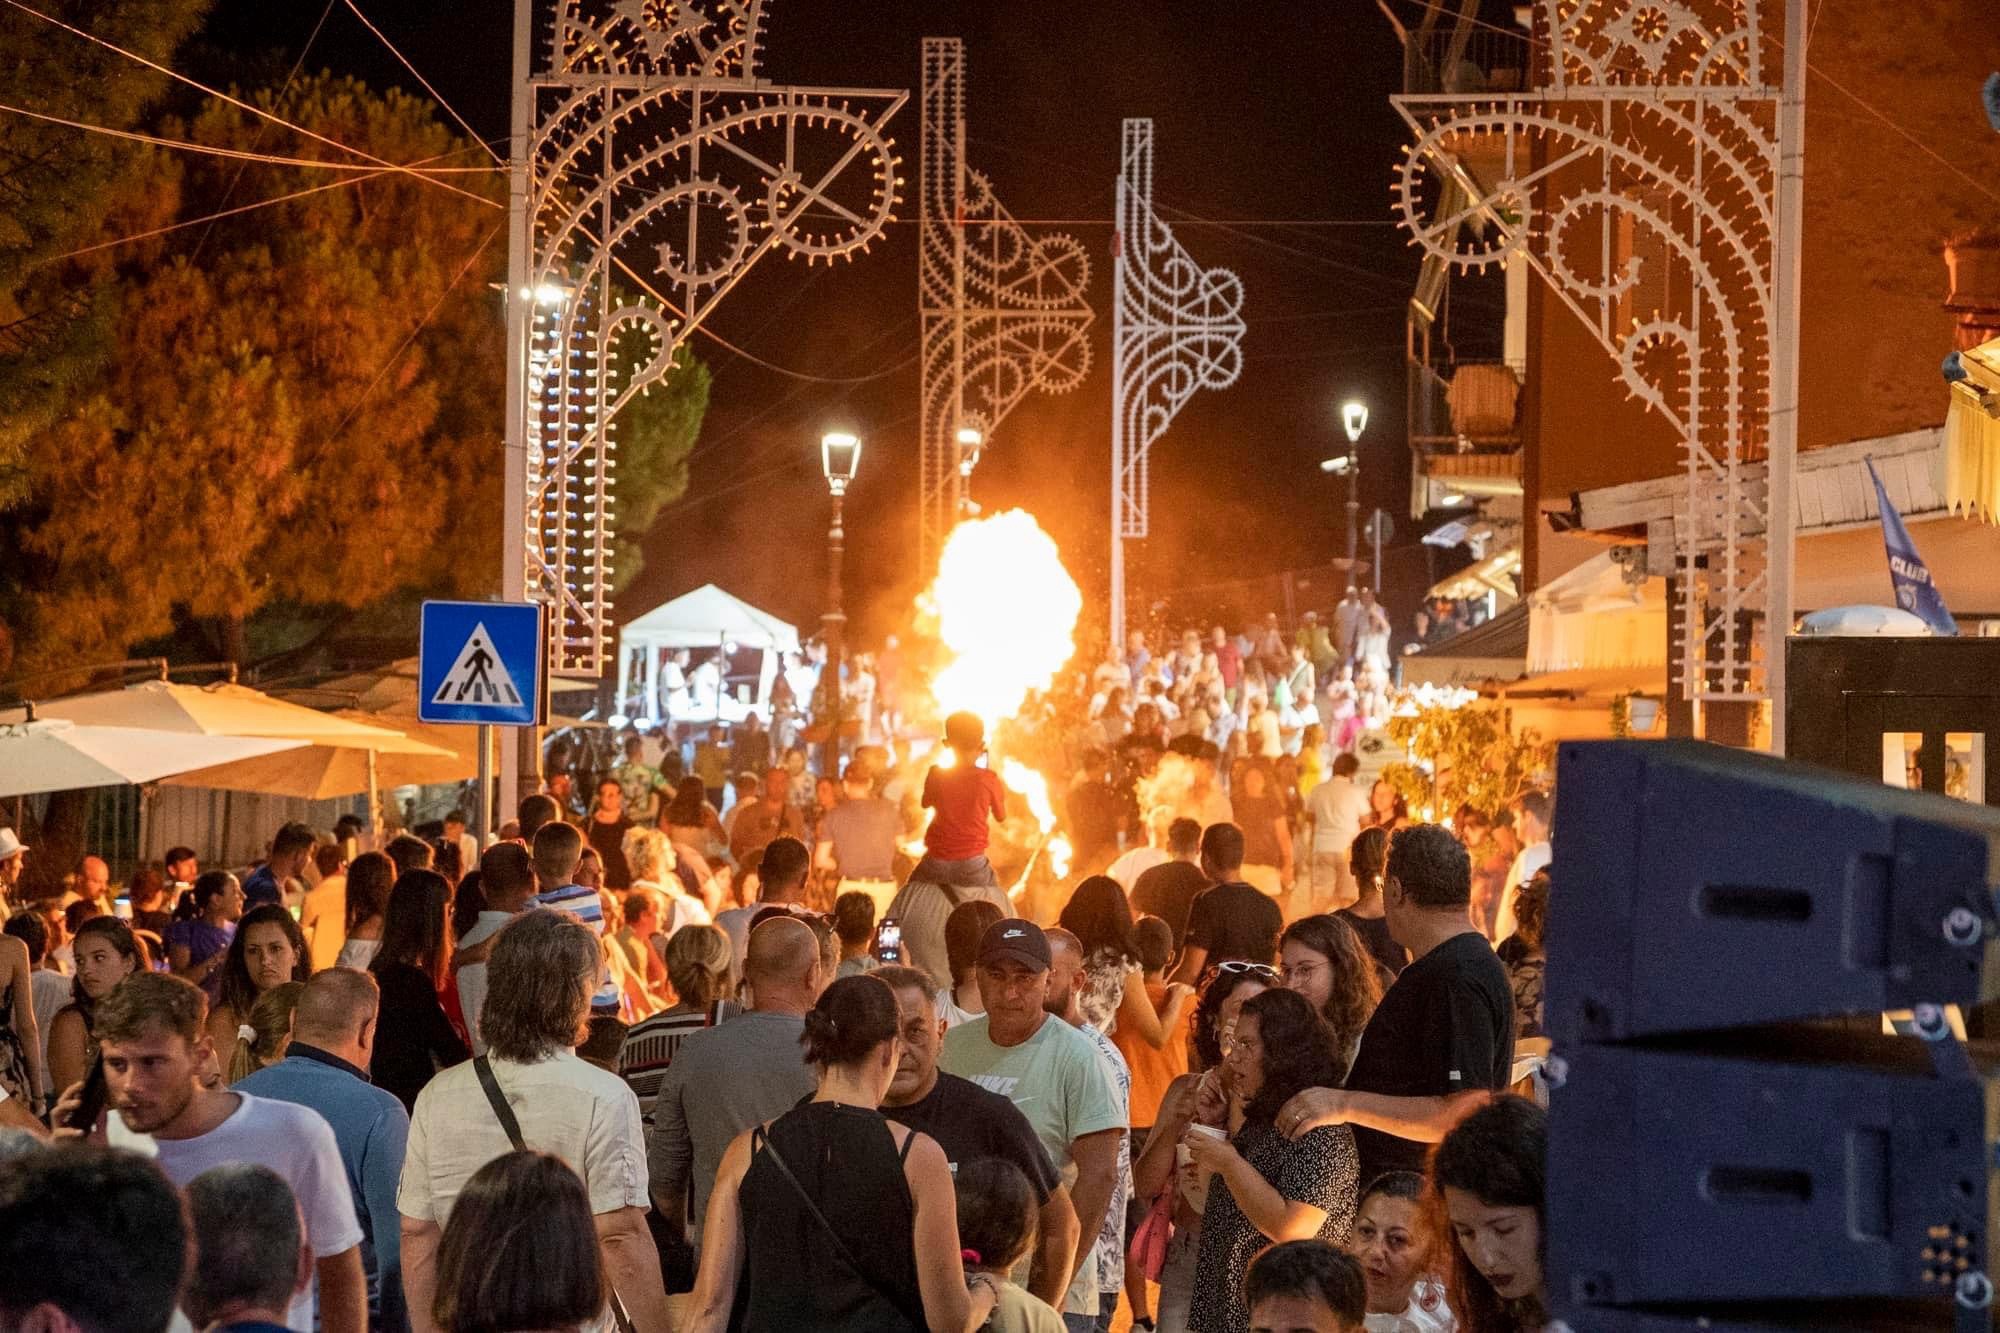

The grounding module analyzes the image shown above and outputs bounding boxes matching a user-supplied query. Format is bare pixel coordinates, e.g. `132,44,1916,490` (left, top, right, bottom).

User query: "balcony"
1402,8,1531,96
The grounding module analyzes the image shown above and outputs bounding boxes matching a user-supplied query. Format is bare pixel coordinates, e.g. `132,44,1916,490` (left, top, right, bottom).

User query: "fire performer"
886,714,1016,987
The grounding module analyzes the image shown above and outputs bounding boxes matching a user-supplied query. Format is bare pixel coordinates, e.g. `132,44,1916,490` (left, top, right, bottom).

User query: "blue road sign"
419,601,545,725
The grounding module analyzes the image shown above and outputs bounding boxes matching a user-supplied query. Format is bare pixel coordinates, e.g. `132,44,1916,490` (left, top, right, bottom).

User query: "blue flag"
1866,458,1957,634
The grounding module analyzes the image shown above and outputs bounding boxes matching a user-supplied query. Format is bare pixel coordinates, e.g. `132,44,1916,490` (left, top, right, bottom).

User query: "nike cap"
977,917,1051,972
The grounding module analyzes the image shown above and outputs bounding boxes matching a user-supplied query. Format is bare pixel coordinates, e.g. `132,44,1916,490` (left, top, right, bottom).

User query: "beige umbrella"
41,679,453,803
159,711,461,799
0,716,305,798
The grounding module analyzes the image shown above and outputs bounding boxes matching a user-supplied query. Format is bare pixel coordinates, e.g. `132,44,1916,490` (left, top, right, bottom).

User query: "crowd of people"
0,671,1559,1333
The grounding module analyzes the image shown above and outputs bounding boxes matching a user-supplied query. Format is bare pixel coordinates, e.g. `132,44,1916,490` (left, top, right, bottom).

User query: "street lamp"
818,431,861,778
1323,398,1368,581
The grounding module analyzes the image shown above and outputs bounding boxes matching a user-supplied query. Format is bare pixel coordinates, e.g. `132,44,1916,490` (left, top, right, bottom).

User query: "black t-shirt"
1336,909,1406,982
1235,793,1286,867
1184,880,1284,967
1066,780,1125,864
586,815,634,888
881,1071,1060,1203
1131,860,1210,955
1344,930,1514,1185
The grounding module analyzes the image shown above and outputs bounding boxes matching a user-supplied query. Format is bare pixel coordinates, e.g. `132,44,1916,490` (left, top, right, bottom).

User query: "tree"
609,336,710,600
1382,701,1551,820
3,75,508,676
0,0,214,607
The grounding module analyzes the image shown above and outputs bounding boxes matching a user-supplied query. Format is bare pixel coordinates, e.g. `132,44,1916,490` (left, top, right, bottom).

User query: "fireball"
924,510,1083,729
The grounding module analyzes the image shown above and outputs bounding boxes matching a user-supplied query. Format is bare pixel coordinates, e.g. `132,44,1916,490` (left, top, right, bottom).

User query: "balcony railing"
1403,19,1530,96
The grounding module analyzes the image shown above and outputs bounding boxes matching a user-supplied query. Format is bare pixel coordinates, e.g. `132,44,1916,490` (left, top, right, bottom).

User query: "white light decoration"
919,37,1094,570
508,0,908,676
1393,0,1805,724
1110,118,1246,646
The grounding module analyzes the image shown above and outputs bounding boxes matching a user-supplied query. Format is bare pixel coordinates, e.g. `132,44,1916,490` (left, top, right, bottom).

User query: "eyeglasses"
1280,960,1322,985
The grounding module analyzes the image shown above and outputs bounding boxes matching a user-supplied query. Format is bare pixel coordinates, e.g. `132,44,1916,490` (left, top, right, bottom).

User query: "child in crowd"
1245,1239,1369,1333
953,1158,1064,1333
912,712,1011,891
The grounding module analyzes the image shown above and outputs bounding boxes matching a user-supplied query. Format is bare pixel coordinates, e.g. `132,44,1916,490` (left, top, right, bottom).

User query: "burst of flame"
916,511,1081,877
924,510,1082,729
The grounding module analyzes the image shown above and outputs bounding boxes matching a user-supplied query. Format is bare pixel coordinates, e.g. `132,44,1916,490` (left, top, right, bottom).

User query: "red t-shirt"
922,763,1007,859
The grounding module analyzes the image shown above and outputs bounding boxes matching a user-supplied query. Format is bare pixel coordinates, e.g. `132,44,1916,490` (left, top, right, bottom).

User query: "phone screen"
873,918,902,963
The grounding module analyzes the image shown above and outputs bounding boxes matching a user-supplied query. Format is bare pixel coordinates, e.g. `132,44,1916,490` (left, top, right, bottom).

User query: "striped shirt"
616,1001,735,1127
530,883,620,1009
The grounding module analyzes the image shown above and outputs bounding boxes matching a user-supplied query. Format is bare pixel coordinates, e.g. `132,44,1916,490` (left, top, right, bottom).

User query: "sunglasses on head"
1205,961,1279,983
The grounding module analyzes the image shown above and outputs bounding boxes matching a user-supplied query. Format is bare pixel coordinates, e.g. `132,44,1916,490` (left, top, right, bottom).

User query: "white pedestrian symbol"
432,624,522,708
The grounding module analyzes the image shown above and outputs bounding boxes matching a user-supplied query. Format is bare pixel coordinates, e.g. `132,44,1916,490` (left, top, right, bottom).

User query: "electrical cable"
340,0,507,167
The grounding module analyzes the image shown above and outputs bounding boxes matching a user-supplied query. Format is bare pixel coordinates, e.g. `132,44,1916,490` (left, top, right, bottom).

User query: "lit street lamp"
819,431,862,779
1321,398,1368,582
956,422,986,515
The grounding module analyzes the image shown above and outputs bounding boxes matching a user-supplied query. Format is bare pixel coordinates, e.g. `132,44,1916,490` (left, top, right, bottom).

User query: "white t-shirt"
1104,846,1169,893
935,986,980,1031
143,1093,362,1333
1307,776,1373,855
398,1048,649,1224
454,910,519,1057
1493,841,1551,943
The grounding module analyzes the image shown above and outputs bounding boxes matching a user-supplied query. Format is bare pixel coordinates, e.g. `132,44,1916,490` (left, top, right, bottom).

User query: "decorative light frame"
518,0,907,675
1393,0,1793,707
917,36,1094,570
1109,118,1246,647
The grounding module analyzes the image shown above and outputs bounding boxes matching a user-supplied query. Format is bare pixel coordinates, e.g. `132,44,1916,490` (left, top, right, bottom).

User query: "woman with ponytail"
687,966,998,1333
225,980,303,1083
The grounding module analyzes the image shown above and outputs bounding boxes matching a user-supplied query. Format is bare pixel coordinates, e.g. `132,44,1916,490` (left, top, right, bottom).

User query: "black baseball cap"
977,918,1051,971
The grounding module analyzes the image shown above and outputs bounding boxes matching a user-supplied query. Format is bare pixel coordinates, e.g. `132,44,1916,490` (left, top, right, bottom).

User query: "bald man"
78,856,110,910
236,969,410,1331
647,916,820,1241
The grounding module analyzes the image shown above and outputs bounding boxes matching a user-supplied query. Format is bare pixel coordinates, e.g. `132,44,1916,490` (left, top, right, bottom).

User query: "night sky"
200,0,1498,651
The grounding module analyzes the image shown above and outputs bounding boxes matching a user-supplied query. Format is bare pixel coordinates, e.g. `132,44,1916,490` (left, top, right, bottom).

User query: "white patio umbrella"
160,709,462,799
0,717,305,798
39,679,451,810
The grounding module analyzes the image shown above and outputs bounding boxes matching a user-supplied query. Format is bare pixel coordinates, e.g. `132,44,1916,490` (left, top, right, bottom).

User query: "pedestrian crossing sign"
418,601,545,726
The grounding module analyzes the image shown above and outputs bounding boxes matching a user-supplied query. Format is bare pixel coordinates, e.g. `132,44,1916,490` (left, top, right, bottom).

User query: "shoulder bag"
473,1057,638,1333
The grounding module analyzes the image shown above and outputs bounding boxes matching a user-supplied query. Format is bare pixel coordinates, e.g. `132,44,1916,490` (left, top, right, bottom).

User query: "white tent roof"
620,584,801,652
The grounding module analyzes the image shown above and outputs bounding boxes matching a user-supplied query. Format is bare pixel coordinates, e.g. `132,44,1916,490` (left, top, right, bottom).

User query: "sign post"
420,601,546,845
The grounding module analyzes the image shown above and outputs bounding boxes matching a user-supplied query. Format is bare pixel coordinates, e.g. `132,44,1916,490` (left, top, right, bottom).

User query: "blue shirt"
236,1045,411,1332
240,864,284,908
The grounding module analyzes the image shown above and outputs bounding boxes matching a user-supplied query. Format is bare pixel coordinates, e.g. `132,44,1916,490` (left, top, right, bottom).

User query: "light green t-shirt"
939,1014,1126,1313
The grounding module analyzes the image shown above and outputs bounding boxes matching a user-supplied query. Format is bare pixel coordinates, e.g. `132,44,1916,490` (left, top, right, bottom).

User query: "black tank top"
732,1101,925,1333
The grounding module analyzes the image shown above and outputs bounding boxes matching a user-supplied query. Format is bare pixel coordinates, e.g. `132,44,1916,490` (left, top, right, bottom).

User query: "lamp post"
955,423,985,517
1320,399,1369,583
819,431,861,779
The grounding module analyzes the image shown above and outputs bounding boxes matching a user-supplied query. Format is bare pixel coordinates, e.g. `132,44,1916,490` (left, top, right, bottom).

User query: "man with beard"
58,971,366,1333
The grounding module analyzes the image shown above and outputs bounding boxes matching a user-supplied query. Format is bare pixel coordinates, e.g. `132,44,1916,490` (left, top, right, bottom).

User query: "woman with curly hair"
1430,1096,1546,1332
205,903,309,1060
1278,914,1383,1070
1181,986,1359,1333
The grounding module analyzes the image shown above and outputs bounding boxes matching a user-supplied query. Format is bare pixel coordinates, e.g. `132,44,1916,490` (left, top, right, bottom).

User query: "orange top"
1116,980,1192,1128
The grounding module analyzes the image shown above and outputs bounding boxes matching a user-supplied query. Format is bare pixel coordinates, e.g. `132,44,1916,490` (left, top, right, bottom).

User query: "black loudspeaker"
1548,740,2000,1045
1546,741,2000,1332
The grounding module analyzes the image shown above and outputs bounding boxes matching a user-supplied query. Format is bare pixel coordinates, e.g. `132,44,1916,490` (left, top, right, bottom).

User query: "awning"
1427,544,1522,602
620,584,801,652
1945,336,2000,524
1527,551,1667,674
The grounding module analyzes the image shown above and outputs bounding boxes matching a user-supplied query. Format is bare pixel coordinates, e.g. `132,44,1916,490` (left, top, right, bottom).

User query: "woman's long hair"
226,980,304,1084
1056,876,1141,968
344,852,396,935
1235,987,1344,1129
217,904,310,1019
66,917,149,1027
1279,914,1382,1075
1429,1096,1548,1333
373,870,454,982
664,776,709,827
434,1150,604,1333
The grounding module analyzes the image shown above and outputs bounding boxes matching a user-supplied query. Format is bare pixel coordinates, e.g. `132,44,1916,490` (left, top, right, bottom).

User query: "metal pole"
1344,455,1360,577
1766,0,1807,756
1372,508,1384,596
475,724,494,847
500,0,534,811
821,491,846,779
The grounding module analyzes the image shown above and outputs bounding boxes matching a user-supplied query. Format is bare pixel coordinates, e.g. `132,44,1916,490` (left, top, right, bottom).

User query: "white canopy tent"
617,584,803,724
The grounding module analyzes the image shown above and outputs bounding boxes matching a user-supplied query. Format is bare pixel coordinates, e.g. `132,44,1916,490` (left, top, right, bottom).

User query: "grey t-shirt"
822,796,901,880
646,1009,816,1235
